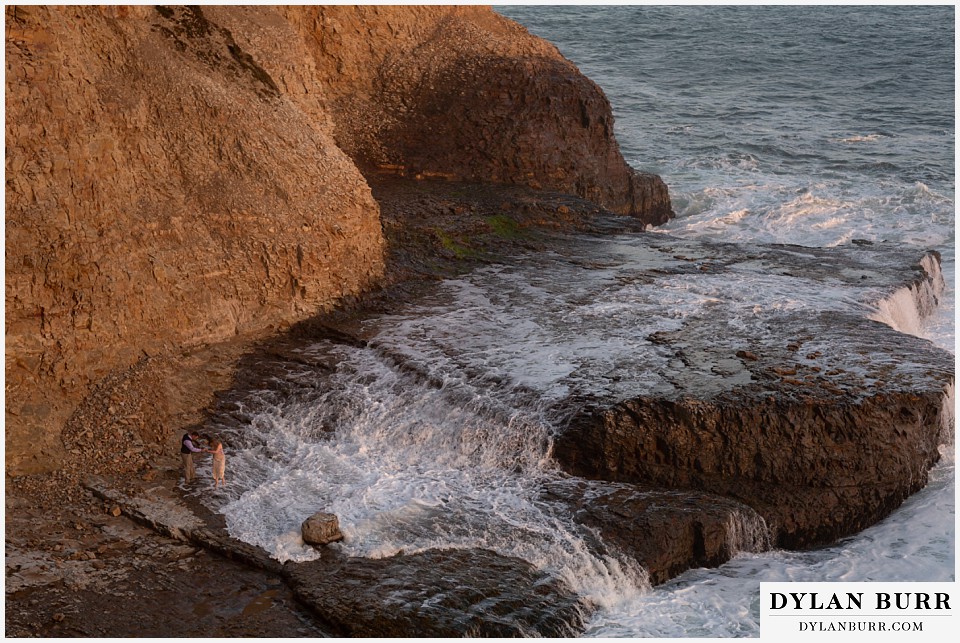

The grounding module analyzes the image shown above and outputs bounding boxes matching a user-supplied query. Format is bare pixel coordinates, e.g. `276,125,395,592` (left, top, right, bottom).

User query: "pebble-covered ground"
5,373,331,637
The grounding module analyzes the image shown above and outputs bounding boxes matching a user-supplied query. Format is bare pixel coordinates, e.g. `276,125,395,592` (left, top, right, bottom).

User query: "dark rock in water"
199,233,952,615
554,241,954,549
301,512,344,546
540,478,770,585
283,548,589,637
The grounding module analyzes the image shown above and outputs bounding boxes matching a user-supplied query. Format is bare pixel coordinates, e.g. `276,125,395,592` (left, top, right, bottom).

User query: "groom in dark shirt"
180,431,203,484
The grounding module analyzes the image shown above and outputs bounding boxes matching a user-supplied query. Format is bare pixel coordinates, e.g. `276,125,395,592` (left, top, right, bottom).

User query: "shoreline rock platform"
548,239,954,549
5,4,953,637
6,184,952,636
139,198,950,634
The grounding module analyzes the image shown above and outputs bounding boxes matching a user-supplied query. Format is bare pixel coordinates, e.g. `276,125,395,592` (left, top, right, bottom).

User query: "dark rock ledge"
85,471,773,634
83,209,952,636
552,240,954,550
85,480,589,637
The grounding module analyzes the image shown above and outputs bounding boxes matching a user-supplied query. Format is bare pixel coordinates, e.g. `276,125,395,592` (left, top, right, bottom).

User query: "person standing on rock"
180,431,204,484
208,437,226,488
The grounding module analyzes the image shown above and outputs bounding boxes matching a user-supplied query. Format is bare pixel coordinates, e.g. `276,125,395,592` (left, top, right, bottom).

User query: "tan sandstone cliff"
5,5,671,475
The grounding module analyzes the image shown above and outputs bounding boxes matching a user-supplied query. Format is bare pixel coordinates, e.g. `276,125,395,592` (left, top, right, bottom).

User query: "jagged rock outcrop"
5,5,671,475
193,231,953,587
277,5,672,223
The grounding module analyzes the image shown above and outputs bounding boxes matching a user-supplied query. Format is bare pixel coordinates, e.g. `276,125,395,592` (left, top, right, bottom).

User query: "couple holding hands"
180,431,226,487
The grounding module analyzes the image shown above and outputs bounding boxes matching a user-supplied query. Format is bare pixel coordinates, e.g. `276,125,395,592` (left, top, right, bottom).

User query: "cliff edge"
5,5,672,475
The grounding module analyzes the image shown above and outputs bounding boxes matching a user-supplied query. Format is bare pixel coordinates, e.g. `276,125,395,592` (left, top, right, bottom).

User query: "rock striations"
5,5,671,475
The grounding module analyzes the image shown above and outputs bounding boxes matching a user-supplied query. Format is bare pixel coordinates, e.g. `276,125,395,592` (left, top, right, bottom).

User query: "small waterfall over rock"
869,252,946,339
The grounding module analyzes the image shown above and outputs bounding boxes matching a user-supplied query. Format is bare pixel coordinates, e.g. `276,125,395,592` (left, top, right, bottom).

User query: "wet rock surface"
285,548,588,637
551,241,954,548
301,512,344,546
539,478,770,586
188,215,950,627
3,185,629,637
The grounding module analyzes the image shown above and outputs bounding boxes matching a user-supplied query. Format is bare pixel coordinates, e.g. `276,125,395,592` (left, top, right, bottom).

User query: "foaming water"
212,240,849,610
592,445,956,638
217,352,656,610
205,228,951,634
869,253,946,339
495,5,954,636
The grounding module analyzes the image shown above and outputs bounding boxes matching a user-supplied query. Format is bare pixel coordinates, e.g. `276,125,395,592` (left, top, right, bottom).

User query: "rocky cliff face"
276,6,671,222
5,5,671,475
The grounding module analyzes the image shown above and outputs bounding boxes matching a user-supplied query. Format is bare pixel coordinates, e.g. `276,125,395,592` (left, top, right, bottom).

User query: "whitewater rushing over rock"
195,228,953,635
868,252,945,339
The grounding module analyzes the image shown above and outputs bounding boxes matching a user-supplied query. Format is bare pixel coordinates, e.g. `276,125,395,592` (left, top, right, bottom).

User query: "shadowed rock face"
277,6,671,223
5,4,671,475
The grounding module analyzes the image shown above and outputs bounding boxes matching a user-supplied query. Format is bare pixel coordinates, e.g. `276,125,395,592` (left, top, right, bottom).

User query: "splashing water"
195,6,954,637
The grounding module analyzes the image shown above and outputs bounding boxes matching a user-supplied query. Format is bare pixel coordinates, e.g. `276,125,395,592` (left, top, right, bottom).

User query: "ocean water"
497,4,956,636
200,6,955,637
497,5,955,342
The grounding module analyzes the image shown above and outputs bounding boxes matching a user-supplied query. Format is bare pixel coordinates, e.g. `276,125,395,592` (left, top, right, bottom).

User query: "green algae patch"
435,229,481,260
485,214,522,239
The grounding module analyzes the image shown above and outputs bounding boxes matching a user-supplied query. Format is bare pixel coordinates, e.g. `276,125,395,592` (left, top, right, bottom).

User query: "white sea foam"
209,225,955,637
868,252,946,339
216,343,659,607
831,133,886,143
205,194,955,637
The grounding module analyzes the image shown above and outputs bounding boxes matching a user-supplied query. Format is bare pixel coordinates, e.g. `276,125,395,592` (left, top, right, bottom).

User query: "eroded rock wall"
5,5,384,474
5,5,669,475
